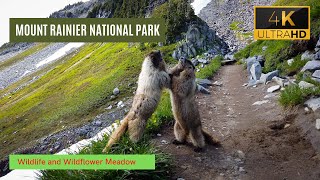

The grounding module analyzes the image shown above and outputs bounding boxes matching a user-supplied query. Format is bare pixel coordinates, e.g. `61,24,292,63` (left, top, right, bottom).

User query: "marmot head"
146,50,166,71
181,59,195,78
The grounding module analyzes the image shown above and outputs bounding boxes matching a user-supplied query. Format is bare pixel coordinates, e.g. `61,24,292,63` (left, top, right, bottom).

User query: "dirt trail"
153,64,320,180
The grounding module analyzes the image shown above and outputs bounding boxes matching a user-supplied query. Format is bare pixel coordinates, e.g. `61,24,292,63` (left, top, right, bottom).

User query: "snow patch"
36,43,84,68
191,0,211,15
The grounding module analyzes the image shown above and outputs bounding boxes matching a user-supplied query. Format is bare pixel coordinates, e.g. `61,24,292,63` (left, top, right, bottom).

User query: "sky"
0,0,87,46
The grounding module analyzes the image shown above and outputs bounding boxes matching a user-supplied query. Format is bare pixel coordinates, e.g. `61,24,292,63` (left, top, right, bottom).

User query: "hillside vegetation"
235,0,320,73
0,43,177,159
234,0,320,107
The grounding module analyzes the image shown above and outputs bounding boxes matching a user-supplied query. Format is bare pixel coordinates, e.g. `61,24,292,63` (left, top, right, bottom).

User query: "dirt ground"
153,65,320,180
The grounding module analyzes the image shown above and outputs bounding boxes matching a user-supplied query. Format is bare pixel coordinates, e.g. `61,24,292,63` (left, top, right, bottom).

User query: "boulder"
113,88,120,95
260,70,279,84
197,84,210,94
301,60,320,72
312,77,320,83
305,97,320,111
312,70,320,79
287,58,294,66
301,50,314,61
267,85,281,93
246,56,257,74
315,51,320,60
186,27,200,44
196,78,212,87
298,81,315,89
191,59,199,66
250,61,262,81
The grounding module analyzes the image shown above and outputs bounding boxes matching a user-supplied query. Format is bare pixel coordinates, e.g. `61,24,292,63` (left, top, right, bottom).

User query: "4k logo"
254,6,310,40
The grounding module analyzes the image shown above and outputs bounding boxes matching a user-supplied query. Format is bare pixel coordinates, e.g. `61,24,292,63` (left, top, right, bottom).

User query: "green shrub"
281,55,307,75
196,55,222,79
279,85,320,107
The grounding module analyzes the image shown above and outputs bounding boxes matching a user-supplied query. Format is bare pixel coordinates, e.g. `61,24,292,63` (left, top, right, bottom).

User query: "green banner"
10,18,166,42
9,154,155,170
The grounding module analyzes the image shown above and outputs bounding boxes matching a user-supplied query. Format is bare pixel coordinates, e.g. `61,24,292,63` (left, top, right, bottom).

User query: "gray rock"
236,150,245,159
305,97,320,111
250,61,262,81
299,81,315,89
287,58,294,66
252,100,269,105
198,59,209,64
110,95,116,100
225,54,234,60
197,84,210,94
192,59,199,66
312,70,320,79
262,46,267,51
260,70,279,84
264,93,278,99
213,81,223,86
312,77,320,83
161,140,169,145
272,77,285,87
172,50,178,60
113,88,120,95
94,120,102,127
117,101,124,108
301,50,314,61
54,143,61,151
246,56,258,74
186,26,200,43
239,167,246,172
316,38,320,48
302,60,320,72
257,55,265,63
79,128,88,136
316,119,320,130
267,85,281,93
315,51,320,60
196,78,212,87
106,105,112,110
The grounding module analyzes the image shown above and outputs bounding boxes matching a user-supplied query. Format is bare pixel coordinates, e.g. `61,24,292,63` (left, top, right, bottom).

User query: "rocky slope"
199,0,276,51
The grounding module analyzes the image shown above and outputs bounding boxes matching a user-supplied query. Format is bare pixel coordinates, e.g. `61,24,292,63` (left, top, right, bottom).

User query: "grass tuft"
196,55,222,79
279,85,320,107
